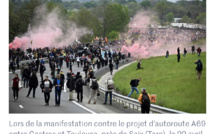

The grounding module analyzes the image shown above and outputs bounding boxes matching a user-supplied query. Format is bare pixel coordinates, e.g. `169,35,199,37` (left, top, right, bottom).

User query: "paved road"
9,59,139,114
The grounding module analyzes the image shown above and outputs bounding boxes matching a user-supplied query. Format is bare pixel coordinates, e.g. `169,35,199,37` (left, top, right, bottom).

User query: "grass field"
113,52,206,113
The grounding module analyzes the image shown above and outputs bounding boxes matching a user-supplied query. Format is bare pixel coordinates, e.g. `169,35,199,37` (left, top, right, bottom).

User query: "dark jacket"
53,78,64,91
195,59,203,72
130,79,139,87
40,79,53,92
29,75,38,88
83,65,89,72
40,64,46,73
23,68,31,79
109,63,113,71
75,78,84,91
68,76,76,91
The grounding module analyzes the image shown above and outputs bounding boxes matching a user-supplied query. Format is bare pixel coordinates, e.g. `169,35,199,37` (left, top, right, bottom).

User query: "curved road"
9,59,139,114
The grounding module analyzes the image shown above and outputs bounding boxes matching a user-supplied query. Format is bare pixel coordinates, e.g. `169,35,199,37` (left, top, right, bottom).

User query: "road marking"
64,81,67,92
19,105,24,109
72,101,97,114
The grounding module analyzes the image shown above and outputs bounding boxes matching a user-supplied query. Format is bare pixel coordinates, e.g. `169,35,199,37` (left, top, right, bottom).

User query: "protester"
109,62,114,75
166,50,169,58
20,63,25,81
128,78,141,97
177,53,180,62
138,88,151,114
40,76,53,106
66,69,72,80
191,45,195,55
183,48,187,57
11,74,22,101
75,75,85,102
197,47,202,57
195,59,203,80
10,60,16,74
67,73,76,101
60,71,65,84
88,77,99,104
137,60,143,69
103,78,115,105
23,67,31,88
53,74,64,106
39,63,46,81
83,63,89,78
26,72,38,98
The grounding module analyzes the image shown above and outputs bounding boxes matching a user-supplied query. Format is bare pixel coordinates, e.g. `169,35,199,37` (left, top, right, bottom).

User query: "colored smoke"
9,4,89,50
121,11,206,59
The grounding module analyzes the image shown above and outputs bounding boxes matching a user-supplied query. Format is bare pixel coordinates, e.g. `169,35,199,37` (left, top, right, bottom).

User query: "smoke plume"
121,10,206,59
9,4,89,50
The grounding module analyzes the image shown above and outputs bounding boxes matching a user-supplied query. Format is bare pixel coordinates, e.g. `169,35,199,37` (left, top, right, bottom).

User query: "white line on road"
72,101,97,114
19,105,24,109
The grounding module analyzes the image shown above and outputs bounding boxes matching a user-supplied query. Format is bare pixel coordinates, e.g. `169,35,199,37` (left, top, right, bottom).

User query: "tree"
155,0,168,21
140,0,152,9
165,12,174,23
196,12,206,24
72,8,103,37
107,31,119,41
83,1,97,8
128,0,137,3
103,4,129,38
114,0,127,5
181,15,193,23
127,2,141,17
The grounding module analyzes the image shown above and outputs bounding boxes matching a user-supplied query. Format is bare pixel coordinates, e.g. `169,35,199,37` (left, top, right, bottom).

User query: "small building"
174,18,182,23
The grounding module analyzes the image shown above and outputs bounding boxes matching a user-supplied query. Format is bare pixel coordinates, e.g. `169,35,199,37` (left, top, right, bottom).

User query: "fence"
99,87,188,114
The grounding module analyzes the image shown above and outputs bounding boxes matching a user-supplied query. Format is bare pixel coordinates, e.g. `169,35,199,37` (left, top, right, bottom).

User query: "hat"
71,73,75,75
141,88,146,92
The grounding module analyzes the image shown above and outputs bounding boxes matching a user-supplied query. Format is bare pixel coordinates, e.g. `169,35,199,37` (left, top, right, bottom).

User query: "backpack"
130,79,138,87
142,93,150,106
91,80,98,90
76,79,83,88
197,62,203,71
107,79,115,90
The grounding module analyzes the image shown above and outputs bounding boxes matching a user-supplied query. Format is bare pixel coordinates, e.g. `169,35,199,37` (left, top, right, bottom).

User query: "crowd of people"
10,42,128,108
128,28,206,46
9,27,205,114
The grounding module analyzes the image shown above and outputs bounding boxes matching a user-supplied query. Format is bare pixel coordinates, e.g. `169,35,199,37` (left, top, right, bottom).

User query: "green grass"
113,52,206,113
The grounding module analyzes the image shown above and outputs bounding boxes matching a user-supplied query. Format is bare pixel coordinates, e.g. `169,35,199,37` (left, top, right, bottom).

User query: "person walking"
53,74,64,106
166,50,169,58
23,67,31,88
40,63,46,82
67,73,76,101
128,78,141,97
177,53,180,62
20,63,25,81
26,72,38,98
83,63,89,78
11,74,22,101
197,47,202,57
103,78,115,105
88,77,99,104
109,62,114,75
138,88,151,114
60,71,65,84
10,60,16,74
195,59,203,80
75,75,84,102
183,48,187,57
76,56,80,67
40,76,53,106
